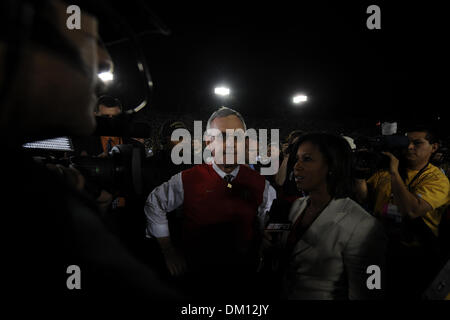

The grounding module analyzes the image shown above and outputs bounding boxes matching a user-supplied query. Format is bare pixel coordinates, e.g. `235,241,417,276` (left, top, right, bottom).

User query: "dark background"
96,0,447,137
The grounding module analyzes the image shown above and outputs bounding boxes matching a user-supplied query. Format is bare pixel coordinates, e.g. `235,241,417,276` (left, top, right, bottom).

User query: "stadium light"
214,86,230,96
292,94,308,104
98,71,114,82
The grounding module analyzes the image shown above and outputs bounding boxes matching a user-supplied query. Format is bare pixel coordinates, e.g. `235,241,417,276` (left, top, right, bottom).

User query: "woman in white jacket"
280,132,387,300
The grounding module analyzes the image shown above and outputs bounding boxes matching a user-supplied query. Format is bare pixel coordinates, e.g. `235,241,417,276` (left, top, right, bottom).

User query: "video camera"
73,143,148,197
29,138,154,199
352,135,410,179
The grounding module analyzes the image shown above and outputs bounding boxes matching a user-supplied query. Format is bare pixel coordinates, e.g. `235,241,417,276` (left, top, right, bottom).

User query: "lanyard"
406,163,429,191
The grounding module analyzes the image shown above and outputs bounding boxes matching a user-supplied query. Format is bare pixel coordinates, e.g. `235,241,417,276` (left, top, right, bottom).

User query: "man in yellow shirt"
355,125,450,299
366,157,448,238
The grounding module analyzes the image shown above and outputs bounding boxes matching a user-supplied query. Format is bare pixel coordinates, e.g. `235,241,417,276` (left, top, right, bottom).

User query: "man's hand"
386,152,434,219
161,246,188,277
96,189,113,214
46,164,85,191
354,178,368,204
157,237,188,277
281,142,290,157
382,151,400,175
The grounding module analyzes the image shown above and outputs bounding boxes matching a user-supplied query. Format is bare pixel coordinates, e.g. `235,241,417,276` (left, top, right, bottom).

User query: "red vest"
181,164,266,265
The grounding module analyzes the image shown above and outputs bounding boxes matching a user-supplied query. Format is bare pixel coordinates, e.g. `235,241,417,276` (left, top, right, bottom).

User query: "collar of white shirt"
212,161,240,181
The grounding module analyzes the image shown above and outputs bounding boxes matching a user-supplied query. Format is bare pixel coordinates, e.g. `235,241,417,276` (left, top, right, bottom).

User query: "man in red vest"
145,107,276,299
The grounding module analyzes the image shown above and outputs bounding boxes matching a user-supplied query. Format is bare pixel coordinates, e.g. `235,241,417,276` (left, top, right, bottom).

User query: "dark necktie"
224,174,233,188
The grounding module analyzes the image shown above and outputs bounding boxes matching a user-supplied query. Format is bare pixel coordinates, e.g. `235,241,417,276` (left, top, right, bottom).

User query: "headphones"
0,0,163,115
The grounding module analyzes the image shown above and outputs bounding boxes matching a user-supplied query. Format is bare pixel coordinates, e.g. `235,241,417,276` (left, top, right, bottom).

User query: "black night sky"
98,0,447,135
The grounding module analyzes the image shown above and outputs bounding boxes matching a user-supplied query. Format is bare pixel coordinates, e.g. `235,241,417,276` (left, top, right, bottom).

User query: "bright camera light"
293,95,308,104
98,71,114,82
214,87,230,96
23,137,73,151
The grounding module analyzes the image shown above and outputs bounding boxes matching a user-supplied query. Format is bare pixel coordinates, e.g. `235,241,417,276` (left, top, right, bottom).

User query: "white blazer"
281,197,387,300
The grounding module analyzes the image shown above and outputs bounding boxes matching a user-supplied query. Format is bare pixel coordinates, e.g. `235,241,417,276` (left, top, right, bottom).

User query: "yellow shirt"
367,163,450,236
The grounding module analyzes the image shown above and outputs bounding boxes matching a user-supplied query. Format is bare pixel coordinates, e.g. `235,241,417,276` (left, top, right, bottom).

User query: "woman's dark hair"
293,132,353,199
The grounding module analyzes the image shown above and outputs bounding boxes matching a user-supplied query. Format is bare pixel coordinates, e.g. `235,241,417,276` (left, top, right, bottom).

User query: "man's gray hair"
206,106,247,131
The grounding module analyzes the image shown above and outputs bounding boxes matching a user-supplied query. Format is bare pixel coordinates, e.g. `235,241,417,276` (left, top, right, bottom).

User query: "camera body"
31,142,150,198
353,135,410,179
72,144,145,197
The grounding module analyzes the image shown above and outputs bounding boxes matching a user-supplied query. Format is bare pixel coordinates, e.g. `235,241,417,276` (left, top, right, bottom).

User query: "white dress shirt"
145,163,277,238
